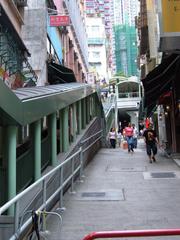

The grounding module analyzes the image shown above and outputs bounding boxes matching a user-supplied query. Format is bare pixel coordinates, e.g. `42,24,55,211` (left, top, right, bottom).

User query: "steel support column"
72,103,77,141
59,110,63,153
32,120,41,180
49,113,57,166
7,126,17,214
77,100,82,134
86,97,90,124
82,98,86,129
62,107,69,152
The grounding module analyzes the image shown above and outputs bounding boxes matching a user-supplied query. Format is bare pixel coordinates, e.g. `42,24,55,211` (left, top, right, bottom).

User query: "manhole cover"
151,172,176,178
70,190,125,201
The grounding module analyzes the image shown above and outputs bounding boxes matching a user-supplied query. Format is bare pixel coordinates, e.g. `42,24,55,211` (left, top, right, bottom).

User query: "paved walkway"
45,139,180,240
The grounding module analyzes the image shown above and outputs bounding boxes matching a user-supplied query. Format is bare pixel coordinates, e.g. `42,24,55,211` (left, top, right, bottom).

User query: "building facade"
86,17,108,86
113,0,139,75
85,0,114,77
138,0,180,154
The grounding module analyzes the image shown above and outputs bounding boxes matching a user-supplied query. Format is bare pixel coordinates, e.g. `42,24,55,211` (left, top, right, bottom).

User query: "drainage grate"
143,171,179,179
81,192,105,198
107,166,146,172
70,190,125,201
151,172,176,178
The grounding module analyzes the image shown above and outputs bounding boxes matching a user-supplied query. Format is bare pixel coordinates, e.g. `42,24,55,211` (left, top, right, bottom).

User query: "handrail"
82,229,180,240
0,130,102,239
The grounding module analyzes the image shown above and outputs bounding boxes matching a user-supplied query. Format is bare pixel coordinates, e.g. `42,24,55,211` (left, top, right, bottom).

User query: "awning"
0,80,94,126
48,62,76,84
158,91,172,105
142,53,180,114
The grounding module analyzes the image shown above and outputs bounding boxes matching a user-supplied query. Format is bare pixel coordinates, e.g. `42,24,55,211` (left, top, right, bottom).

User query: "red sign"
50,15,70,27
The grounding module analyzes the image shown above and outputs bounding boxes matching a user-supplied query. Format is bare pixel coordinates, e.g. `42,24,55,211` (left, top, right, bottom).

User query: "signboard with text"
50,15,70,27
161,0,180,32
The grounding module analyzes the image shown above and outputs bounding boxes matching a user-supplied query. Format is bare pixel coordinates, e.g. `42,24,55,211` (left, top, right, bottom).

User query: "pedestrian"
117,130,122,148
143,123,159,163
124,123,134,153
108,127,116,148
132,123,138,148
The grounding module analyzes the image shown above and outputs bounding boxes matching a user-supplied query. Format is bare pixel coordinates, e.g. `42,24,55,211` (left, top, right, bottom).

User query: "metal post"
14,201,20,234
59,166,64,209
114,95,118,132
42,179,47,231
70,157,75,193
79,147,84,181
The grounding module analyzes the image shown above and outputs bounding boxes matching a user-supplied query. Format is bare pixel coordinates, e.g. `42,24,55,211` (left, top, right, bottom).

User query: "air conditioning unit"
16,0,27,7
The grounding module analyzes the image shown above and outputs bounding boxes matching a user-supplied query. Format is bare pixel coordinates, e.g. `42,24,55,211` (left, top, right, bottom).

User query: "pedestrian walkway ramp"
2,139,180,239
43,140,180,240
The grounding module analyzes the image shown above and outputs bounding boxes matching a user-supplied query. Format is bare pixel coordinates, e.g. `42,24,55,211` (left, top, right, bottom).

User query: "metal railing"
82,229,180,240
0,130,102,239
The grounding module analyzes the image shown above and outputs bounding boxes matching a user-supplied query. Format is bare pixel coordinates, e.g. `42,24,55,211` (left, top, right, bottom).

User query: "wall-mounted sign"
50,15,70,27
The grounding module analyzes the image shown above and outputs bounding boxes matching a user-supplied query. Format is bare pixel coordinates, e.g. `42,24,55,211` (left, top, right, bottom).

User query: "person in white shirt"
132,124,138,148
117,130,122,147
109,128,116,148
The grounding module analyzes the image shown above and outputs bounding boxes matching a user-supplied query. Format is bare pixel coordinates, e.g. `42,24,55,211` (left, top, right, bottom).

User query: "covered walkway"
46,139,180,240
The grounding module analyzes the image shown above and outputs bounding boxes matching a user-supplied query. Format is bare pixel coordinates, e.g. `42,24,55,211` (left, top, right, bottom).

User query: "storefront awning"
142,54,180,114
48,62,76,84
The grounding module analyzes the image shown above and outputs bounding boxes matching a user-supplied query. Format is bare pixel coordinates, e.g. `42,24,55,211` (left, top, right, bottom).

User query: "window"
92,51,100,59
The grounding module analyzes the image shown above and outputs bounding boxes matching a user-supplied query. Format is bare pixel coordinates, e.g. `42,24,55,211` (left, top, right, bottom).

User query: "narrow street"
46,139,180,240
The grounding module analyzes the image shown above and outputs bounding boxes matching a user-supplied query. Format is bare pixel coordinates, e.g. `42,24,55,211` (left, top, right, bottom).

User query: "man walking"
143,123,159,163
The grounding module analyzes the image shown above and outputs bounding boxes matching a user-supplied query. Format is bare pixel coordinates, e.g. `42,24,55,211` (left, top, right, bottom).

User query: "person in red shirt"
124,123,134,153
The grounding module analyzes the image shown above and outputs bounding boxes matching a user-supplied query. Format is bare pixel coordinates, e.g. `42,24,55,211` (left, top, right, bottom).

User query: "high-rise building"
113,0,139,26
85,0,114,77
114,25,138,76
86,17,108,86
113,0,139,76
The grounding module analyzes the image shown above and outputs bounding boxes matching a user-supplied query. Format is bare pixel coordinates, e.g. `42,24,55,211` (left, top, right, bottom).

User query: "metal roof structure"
0,81,95,126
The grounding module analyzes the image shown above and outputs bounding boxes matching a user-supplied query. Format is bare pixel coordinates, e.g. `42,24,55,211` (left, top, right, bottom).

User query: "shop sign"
161,0,180,32
50,15,70,27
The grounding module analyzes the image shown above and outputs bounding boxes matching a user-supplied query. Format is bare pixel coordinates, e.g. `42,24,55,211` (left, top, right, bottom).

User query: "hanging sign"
50,15,70,27
161,0,180,32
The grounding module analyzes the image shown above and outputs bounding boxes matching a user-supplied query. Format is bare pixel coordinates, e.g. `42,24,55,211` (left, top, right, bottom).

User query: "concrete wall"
22,0,47,86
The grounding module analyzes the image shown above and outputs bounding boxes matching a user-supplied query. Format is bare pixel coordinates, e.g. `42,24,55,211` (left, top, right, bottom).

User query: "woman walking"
109,127,116,148
124,123,134,153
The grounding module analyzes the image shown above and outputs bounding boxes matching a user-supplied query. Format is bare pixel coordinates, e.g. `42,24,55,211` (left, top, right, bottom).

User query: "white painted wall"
86,17,108,85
